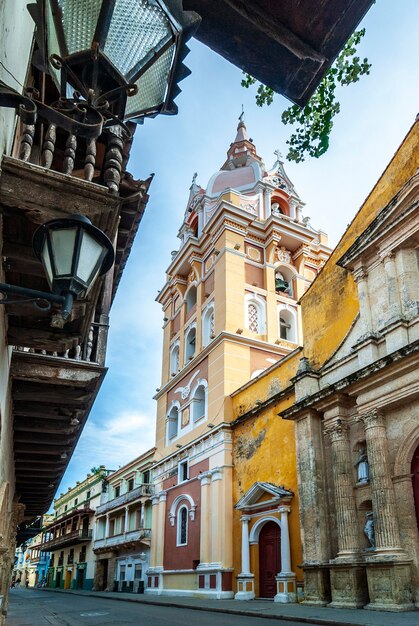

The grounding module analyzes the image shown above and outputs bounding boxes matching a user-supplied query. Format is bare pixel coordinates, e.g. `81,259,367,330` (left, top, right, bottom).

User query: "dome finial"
239,104,245,123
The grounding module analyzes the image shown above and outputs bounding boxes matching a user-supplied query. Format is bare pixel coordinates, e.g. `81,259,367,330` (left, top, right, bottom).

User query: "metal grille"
248,304,259,333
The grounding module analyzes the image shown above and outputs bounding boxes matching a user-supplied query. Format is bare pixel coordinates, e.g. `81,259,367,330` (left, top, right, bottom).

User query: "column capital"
353,266,369,283
381,250,396,264
199,471,212,485
211,467,223,481
358,408,385,429
278,505,291,515
240,515,251,523
151,496,159,506
323,418,349,442
158,491,167,503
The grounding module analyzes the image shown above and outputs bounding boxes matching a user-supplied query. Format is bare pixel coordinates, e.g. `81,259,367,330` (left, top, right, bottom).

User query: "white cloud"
55,411,156,498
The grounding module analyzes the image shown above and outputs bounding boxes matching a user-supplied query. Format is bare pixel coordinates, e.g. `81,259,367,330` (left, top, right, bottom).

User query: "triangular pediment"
235,482,293,511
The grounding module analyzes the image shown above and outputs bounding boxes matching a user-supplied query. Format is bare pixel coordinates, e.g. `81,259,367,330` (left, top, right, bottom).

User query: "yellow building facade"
148,119,331,599
231,118,419,610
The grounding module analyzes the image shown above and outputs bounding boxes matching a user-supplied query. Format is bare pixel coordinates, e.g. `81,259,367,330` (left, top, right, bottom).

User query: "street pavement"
8,588,320,626
7,587,419,626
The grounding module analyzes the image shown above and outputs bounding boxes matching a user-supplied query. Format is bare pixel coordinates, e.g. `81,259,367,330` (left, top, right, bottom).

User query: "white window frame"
166,402,181,443
245,293,266,334
190,379,208,423
169,341,180,376
177,505,189,546
178,459,189,483
277,306,298,343
202,302,215,347
184,324,197,362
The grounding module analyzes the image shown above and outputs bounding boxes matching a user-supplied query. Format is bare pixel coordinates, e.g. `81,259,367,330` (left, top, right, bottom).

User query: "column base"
274,572,297,603
235,574,255,600
301,564,331,606
365,559,415,611
328,563,368,608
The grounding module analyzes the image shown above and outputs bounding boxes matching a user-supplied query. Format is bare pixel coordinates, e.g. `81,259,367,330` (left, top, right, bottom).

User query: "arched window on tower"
275,266,295,298
245,294,266,334
170,343,180,376
167,405,180,441
202,304,215,346
185,286,197,314
184,326,196,361
191,382,207,423
177,505,188,546
278,308,297,343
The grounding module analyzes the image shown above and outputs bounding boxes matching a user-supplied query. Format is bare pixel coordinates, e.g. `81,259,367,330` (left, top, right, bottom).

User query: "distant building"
147,118,331,598
13,516,53,588
40,469,111,590
92,449,155,593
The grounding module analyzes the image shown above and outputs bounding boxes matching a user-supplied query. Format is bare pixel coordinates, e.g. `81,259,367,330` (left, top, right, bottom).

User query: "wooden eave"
184,0,373,106
11,349,106,519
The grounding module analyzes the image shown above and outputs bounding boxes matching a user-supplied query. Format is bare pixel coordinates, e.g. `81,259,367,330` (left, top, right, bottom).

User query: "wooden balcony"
41,528,92,551
0,89,152,520
93,528,151,553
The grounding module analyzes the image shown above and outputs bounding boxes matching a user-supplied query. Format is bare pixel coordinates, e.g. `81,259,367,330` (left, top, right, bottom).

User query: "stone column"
156,492,167,568
235,515,255,600
354,268,373,335
294,409,331,605
264,188,272,219
124,506,129,533
361,409,402,554
382,252,402,320
105,513,110,538
198,471,212,567
209,468,222,566
323,417,360,558
149,495,159,568
240,516,251,575
381,251,408,352
275,506,296,603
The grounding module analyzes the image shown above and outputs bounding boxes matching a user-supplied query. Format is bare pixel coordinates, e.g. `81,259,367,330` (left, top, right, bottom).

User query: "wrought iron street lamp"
0,215,114,327
40,0,200,123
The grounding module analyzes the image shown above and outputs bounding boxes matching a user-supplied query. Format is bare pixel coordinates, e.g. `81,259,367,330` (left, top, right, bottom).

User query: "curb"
37,588,368,626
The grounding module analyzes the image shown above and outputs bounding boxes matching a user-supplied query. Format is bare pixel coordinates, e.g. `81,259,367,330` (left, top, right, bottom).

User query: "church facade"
146,119,331,598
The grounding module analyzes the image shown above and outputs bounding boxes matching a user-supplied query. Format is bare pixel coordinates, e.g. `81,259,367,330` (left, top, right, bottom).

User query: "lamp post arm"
0,283,65,307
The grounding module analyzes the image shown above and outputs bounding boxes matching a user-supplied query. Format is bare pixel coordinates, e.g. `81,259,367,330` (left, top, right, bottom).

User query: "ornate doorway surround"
234,482,296,602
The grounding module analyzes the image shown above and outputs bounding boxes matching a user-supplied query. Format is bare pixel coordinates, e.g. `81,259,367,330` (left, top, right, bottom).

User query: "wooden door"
259,521,281,598
412,445,419,529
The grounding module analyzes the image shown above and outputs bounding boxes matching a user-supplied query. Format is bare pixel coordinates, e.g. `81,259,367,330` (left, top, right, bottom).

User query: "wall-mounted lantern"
0,215,114,328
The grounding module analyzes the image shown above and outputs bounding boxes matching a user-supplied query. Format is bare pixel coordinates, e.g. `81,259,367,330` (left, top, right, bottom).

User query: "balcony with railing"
0,76,152,520
96,485,154,516
41,529,92,552
93,528,151,552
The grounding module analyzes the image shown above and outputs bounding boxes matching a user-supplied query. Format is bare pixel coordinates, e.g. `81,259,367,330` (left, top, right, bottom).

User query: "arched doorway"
259,521,281,598
411,444,419,529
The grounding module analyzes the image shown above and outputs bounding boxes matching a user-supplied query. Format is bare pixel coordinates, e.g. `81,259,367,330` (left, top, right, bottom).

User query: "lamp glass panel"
58,0,102,55
124,43,175,118
76,230,105,284
50,227,78,276
41,241,54,285
103,0,171,77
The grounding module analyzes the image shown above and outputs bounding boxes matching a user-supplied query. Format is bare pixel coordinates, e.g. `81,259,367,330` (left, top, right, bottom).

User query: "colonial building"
227,118,419,611
93,448,155,593
281,118,419,611
40,469,111,590
147,118,331,598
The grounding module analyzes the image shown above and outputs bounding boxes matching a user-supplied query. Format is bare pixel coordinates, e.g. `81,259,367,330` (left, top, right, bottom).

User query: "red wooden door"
412,445,419,529
259,521,281,598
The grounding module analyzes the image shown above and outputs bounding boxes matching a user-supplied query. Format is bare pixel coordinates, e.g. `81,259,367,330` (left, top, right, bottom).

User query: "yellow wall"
231,352,302,591
301,119,419,368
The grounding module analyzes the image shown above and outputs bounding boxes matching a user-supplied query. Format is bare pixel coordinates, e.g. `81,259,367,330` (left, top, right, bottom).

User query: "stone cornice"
280,339,419,421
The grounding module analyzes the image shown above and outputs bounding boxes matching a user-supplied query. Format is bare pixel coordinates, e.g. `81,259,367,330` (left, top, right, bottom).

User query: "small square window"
178,460,189,483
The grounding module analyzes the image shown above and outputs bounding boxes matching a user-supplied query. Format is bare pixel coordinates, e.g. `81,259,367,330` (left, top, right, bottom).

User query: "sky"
55,0,419,499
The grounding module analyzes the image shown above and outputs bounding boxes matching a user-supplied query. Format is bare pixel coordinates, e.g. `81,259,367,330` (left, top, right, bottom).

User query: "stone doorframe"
235,483,297,603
